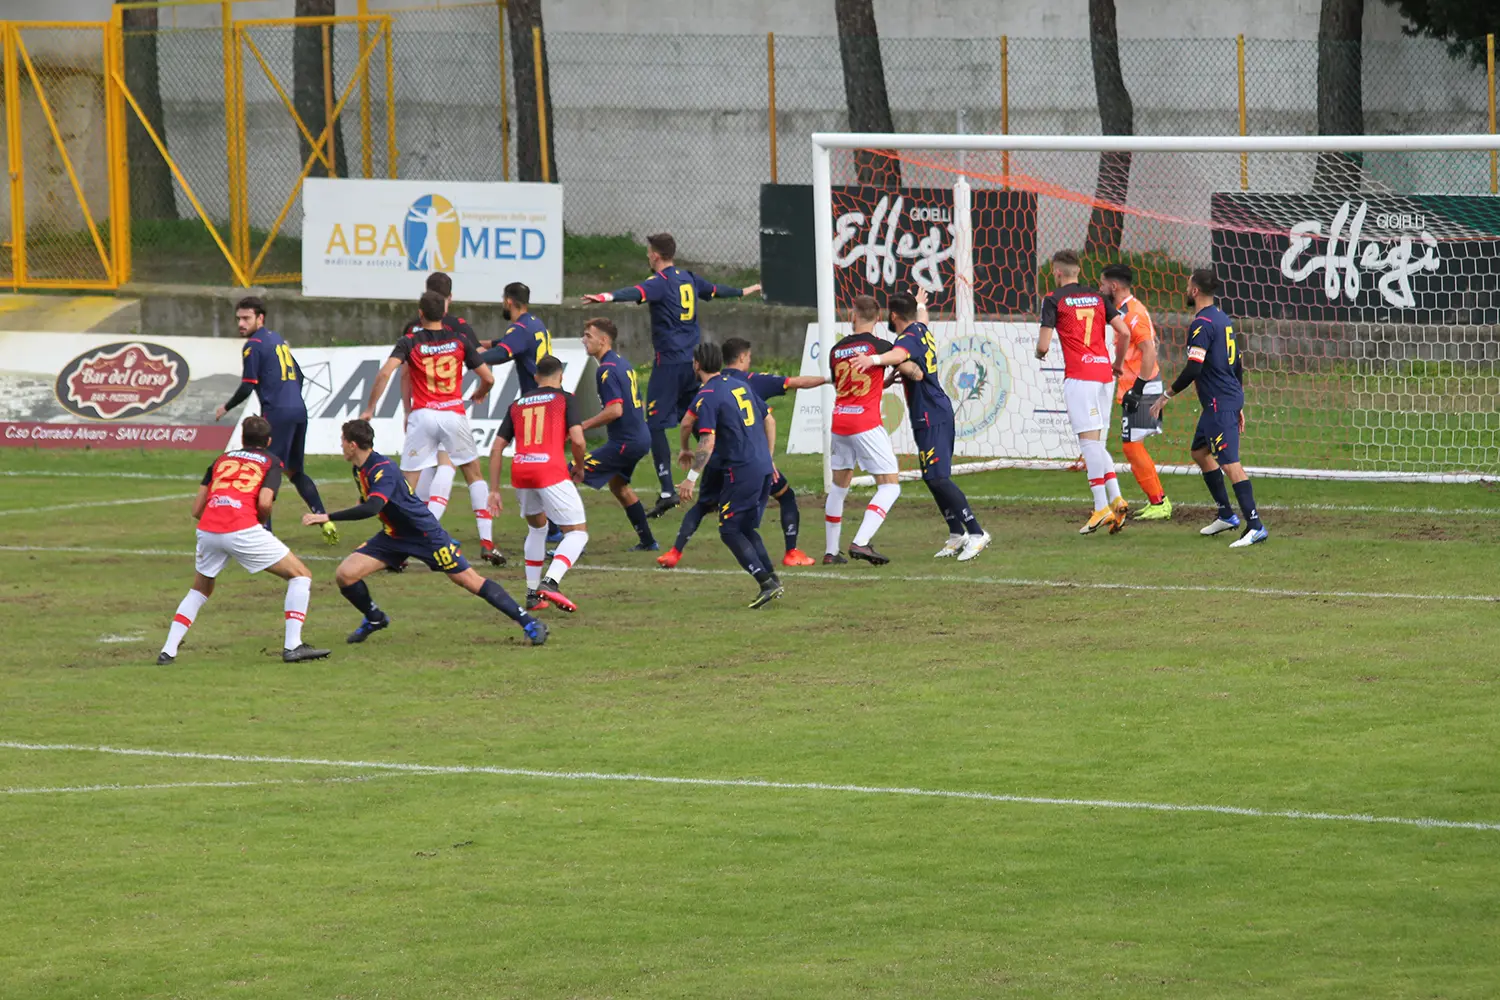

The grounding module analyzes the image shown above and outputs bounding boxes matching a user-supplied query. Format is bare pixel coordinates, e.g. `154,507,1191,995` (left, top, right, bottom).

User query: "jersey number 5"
1225,325,1237,366
679,284,695,322
731,386,756,427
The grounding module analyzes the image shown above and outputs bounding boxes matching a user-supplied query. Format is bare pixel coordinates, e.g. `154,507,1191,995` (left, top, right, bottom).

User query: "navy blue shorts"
581,439,650,489
717,469,771,529
357,529,470,574
646,362,700,429
264,411,308,476
912,420,956,481
1192,405,1242,465
698,465,725,505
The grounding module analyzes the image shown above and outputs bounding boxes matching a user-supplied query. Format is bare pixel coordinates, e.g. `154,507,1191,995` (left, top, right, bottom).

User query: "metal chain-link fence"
3,13,1497,291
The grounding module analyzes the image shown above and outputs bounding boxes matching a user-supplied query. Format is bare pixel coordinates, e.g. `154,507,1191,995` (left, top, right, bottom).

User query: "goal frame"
810,132,1500,490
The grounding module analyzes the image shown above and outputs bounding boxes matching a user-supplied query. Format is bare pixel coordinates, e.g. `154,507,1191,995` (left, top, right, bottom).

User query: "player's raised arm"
914,285,930,324
582,274,664,305
851,342,909,374
693,272,760,300
361,355,404,422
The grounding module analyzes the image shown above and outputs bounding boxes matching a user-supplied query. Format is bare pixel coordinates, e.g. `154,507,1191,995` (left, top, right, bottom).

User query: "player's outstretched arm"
1150,354,1205,420
782,375,827,391
305,494,385,526
361,357,403,422
851,345,909,374
580,401,623,433
583,277,658,305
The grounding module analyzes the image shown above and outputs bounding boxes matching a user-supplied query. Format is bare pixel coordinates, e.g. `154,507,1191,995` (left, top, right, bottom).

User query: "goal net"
802,134,1500,485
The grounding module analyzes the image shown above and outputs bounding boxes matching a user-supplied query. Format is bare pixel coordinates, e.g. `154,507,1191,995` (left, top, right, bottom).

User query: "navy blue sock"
291,470,325,515
1231,479,1263,530
675,498,711,551
748,528,774,575
650,429,674,496
478,579,528,625
339,581,380,618
928,478,983,534
1202,468,1234,518
624,500,655,545
720,524,772,583
776,488,800,552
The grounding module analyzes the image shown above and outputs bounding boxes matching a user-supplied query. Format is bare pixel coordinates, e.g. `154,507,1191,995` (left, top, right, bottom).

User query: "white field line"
1,741,1495,833
0,543,1494,604
2,772,412,797
0,494,196,517
0,470,200,481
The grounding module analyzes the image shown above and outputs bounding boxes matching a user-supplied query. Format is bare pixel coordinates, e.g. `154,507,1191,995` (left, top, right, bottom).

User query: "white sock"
469,480,492,544
283,576,310,649
426,465,456,521
524,524,548,590
1104,471,1122,503
1081,438,1110,509
416,466,435,500
545,530,588,585
162,588,210,656
824,484,849,554
853,483,900,546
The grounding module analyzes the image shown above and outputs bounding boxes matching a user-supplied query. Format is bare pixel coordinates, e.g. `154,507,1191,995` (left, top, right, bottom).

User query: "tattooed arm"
676,431,717,503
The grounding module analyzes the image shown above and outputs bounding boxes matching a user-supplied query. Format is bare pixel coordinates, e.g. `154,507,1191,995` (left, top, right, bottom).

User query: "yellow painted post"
107,7,131,284
1000,35,1009,184
532,25,549,183
4,24,27,288
233,22,249,268
1489,34,1496,195
221,1,243,274
767,32,778,184
321,24,337,178
383,19,397,178
1237,34,1248,190
498,0,510,180
358,0,371,179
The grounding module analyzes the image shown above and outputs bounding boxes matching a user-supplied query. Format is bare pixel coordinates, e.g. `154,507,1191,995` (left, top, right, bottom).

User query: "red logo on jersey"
55,341,189,420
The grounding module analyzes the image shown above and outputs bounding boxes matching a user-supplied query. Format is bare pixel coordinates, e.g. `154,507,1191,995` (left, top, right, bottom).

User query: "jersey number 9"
731,386,756,427
679,284,695,322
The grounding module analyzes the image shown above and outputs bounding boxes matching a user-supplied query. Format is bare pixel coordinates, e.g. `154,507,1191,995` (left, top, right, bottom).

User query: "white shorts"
1064,377,1115,436
830,426,900,476
194,526,290,577
402,407,478,471
516,480,587,526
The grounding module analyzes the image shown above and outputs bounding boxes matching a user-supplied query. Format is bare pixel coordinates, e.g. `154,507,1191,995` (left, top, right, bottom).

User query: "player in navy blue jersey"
301,419,548,646
216,296,332,541
478,281,553,396
852,291,992,561
582,232,761,517
676,342,784,609
1150,268,1268,547
576,317,658,551
657,337,825,569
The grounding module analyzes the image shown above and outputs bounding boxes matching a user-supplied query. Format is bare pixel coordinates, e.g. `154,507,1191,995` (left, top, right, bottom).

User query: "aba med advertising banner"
785,322,1077,461
0,332,243,450
301,178,564,304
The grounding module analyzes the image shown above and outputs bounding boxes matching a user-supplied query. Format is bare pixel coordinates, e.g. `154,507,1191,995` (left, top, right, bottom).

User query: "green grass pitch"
4,439,1500,999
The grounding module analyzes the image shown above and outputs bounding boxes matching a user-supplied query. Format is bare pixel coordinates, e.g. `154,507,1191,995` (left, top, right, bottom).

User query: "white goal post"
809,133,1500,490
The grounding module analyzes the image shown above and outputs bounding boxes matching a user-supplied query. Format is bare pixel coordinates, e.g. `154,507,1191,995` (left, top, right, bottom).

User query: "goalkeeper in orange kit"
1099,264,1172,520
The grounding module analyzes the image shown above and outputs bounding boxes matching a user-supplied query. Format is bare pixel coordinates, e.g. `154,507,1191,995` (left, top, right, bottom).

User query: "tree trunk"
1314,0,1365,192
508,0,559,182
117,2,177,220
1084,0,1132,256
294,0,349,180
834,0,900,186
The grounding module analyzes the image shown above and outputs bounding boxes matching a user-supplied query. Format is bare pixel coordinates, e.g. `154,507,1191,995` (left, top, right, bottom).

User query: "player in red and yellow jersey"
1036,249,1133,535
1100,263,1173,521
823,294,919,565
362,290,501,564
156,415,329,665
487,355,589,613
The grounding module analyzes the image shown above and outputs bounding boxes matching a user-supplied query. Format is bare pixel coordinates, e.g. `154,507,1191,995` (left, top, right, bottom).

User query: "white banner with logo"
786,322,1078,460
292,341,591,457
301,178,564,304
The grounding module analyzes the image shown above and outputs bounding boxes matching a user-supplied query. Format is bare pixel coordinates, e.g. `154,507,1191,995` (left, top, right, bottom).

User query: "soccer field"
4,445,1500,999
